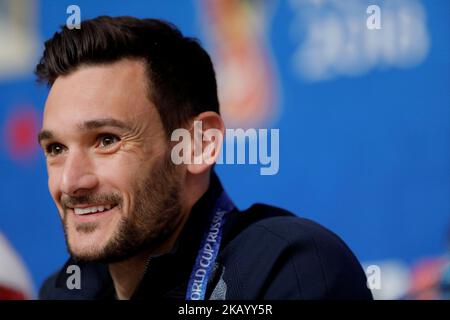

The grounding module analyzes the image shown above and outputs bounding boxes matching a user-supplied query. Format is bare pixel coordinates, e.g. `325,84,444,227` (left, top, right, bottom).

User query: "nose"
60,149,99,196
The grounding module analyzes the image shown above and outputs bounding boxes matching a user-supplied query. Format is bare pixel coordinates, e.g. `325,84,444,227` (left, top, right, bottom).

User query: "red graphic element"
0,284,27,300
408,257,448,300
200,0,279,128
3,106,39,161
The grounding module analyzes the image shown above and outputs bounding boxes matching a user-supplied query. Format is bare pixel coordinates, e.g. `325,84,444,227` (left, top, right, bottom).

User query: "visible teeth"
74,205,113,215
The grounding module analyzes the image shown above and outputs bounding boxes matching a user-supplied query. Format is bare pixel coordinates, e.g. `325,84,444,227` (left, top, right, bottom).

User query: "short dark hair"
35,16,220,136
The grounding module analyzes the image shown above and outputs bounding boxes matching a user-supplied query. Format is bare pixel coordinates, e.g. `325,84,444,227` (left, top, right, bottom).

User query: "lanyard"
185,191,234,300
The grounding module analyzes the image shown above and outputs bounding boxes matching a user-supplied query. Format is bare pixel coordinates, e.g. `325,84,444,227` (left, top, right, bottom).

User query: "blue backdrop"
0,0,449,296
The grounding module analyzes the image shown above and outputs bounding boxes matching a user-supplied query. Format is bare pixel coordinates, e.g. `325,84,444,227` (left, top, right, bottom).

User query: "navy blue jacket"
39,173,373,300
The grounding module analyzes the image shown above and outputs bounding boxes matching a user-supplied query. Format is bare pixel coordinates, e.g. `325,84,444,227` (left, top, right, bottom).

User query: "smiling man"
36,16,372,300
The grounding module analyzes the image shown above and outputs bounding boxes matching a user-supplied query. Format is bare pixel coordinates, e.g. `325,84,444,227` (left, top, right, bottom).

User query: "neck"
109,172,211,300
108,209,191,300
108,250,151,300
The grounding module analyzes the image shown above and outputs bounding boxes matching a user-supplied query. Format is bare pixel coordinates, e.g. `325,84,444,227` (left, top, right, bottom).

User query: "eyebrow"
78,118,132,131
38,118,132,146
37,130,53,145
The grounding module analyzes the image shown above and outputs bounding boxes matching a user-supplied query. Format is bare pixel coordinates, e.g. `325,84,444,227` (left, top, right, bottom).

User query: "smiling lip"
72,204,114,215
68,204,118,221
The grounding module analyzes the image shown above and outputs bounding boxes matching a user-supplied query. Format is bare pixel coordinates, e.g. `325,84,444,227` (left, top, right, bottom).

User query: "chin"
67,228,112,262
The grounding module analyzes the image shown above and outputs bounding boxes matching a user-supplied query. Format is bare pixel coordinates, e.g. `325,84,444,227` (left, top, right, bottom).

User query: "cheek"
76,150,157,204
95,156,136,187
97,143,157,179
47,166,64,212
47,168,59,198
95,157,140,209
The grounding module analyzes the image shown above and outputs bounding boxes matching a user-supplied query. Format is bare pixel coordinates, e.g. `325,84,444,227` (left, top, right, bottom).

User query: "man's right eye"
45,143,65,156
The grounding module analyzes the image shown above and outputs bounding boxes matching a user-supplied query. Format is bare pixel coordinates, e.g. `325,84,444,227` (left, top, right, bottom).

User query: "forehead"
43,59,157,129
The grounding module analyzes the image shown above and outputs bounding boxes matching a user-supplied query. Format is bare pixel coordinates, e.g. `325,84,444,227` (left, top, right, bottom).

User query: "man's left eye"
98,134,120,148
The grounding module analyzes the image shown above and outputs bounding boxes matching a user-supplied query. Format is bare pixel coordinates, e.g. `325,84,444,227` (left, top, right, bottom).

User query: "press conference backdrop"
0,0,449,299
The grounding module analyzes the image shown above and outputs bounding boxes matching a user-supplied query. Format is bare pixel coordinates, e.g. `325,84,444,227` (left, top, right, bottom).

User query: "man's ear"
187,111,225,175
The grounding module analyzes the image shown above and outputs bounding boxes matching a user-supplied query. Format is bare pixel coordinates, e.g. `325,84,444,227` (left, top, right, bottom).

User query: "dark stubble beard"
61,149,184,264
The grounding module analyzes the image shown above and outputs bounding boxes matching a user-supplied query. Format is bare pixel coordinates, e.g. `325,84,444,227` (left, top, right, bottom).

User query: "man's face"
40,59,184,263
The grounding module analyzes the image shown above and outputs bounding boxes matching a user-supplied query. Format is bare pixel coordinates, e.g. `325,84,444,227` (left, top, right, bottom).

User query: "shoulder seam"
252,224,303,298
253,220,332,298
